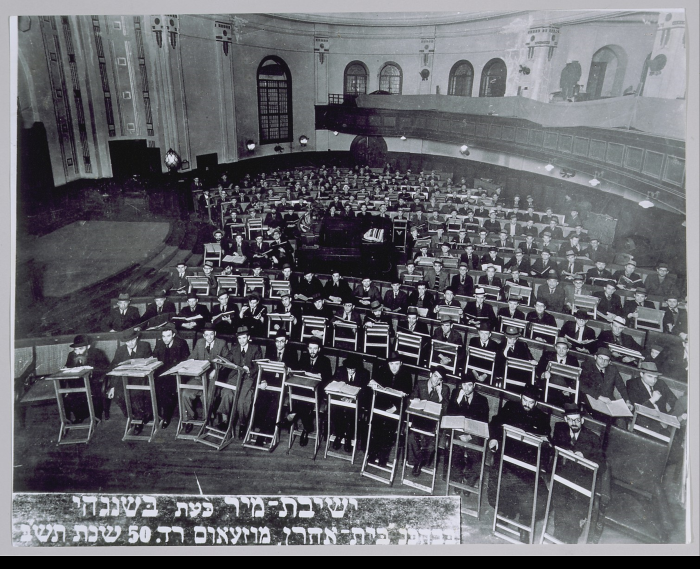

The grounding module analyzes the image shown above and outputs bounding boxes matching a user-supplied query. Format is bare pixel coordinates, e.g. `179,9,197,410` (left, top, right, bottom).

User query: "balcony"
317,95,686,213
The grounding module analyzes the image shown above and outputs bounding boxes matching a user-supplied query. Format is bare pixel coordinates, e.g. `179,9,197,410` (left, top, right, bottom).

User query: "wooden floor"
13,403,686,545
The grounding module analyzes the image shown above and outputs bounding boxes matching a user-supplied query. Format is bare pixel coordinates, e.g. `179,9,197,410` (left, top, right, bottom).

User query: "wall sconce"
589,170,603,186
274,145,284,154
400,136,407,141
519,65,531,75
164,148,181,171
544,163,555,172
560,168,575,179
639,191,660,209
459,144,470,157
333,131,339,136
245,140,256,153
298,135,309,146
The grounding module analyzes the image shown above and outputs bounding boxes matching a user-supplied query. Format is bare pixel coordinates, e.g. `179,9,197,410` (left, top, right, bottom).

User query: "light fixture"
459,144,470,156
400,136,407,141
246,140,256,152
639,191,660,208
638,199,655,209
333,131,339,136
544,163,554,172
274,145,284,154
164,148,181,171
298,135,309,146
589,177,600,187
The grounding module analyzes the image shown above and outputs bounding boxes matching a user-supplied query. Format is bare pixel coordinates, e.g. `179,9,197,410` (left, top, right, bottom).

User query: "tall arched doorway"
350,135,388,168
586,45,628,99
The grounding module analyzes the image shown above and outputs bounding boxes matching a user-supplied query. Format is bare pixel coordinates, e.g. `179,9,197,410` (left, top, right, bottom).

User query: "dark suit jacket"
552,421,604,469
408,290,436,311
447,389,490,423
295,276,324,300
333,365,371,410
535,350,580,378
623,299,655,316
478,274,503,289
560,321,597,347
227,342,263,385
530,259,559,278
142,300,177,322
175,304,212,331
383,289,409,313
353,284,382,305
494,339,534,378
298,352,333,389
592,292,624,320
335,308,363,326
596,330,643,355
64,348,110,379
536,285,567,313
153,336,190,374
410,380,451,415
627,376,677,415
323,278,353,302
105,306,142,332
463,301,498,329
450,274,474,297
503,256,531,273
432,327,463,346
489,400,550,462
664,308,688,336
526,310,558,328
459,252,481,270
579,359,629,403
498,306,526,322
109,341,154,389
188,337,232,362
268,346,300,369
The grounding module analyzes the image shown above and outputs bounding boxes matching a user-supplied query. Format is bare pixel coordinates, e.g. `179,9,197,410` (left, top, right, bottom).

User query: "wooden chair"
300,316,328,345
242,276,265,297
573,294,600,320
246,218,264,240
216,276,239,297
499,316,527,335
269,280,292,299
465,346,497,385
332,320,359,351
503,357,537,392
529,322,559,345
394,332,423,365
505,283,532,305
203,243,223,266
363,324,391,359
429,340,460,375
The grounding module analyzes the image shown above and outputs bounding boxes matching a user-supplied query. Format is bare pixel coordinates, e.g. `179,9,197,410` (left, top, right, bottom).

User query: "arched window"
586,45,627,100
344,61,368,96
479,58,507,97
379,63,402,94
448,61,474,97
257,56,292,144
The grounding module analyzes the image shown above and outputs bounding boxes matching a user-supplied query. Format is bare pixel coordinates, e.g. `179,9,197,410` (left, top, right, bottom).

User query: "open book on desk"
222,254,246,264
114,357,160,370
409,399,442,416
325,381,361,397
586,394,633,418
212,310,238,323
162,359,210,376
172,314,204,322
211,355,242,370
440,415,489,439
54,366,93,376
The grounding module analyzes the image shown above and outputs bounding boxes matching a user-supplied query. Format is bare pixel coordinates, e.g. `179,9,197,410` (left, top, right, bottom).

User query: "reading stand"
46,368,96,445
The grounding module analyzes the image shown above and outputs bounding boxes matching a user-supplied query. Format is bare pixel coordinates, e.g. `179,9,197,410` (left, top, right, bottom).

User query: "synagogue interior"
13,10,691,546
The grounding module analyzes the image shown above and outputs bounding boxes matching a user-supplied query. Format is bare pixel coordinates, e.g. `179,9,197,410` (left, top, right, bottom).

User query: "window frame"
257,56,293,145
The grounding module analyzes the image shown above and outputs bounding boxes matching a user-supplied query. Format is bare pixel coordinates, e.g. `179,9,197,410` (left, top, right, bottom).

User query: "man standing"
105,293,142,332
329,354,371,453
294,338,333,446
408,367,451,476
152,323,190,429
62,335,110,423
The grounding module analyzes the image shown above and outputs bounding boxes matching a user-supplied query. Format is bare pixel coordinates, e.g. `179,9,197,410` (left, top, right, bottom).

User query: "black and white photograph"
8,0,698,552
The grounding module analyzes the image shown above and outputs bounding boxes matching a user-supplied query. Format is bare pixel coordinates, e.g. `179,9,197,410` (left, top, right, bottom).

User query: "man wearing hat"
105,293,143,332
526,299,557,331
542,218,564,240
530,248,558,279
504,214,520,238
408,367,451,476
450,263,474,297
644,262,677,298
303,293,333,340
585,259,612,285
503,249,531,275
353,277,382,307
435,286,462,314
592,280,624,323
550,402,607,543
561,250,584,281
294,271,323,302
268,228,294,269
211,289,240,336
495,228,514,249
200,261,218,291
240,291,267,337
425,259,449,292
494,325,534,384
363,300,393,331
482,210,502,234
480,247,505,271
623,287,655,321
487,383,550,529
271,291,302,338
478,264,503,296
152,323,190,429
336,295,362,326
597,316,644,363
293,338,333,446
142,290,177,324
447,375,490,486
663,294,688,339
383,279,409,314
175,292,211,331
323,270,353,304
408,281,436,313
627,362,678,432
329,354,371,452
168,262,190,295
580,347,633,417
183,323,233,433
503,268,530,293
459,243,480,271
452,228,470,247
612,260,643,290
247,234,270,269
433,314,463,346
400,306,431,337
518,232,539,256
463,287,498,329
107,328,154,430
536,270,566,314
518,205,537,223
536,338,580,405
564,273,586,313
498,297,526,322
367,352,414,466
62,335,110,423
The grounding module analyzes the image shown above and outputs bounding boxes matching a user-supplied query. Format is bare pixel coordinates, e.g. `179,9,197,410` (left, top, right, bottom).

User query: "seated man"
106,328,153,430
530,248,559,278
627,361,678,431
487,384,550,535
550,403,607,544
582,237,607,263
367,352,414,466
498,297,526,321
183,323,232,434
323,270,353,304
592,280,624,323
612,259,644,291
268,228,294,269
586,260,613,285
383,279,409,313
447,375,490,486
329,354,371,452
463,286,496,327
425,259,450,292
294,271,323,302
560,250,584,281
62,334,110,423
596,316,644,363
494,228,514,249
663,294,688,339
246,235,270,269
536,270,566,314
478,265,503,294
175,293,211,332
141,290,177,323
460,244,481,271
623,287,655,322
105,293,142,332
494,325,535,387
536,337,580,406
560,309,598,354
451,262,474,297
563,273,586,313
408,281,436,313
211,290,240,336
579,347,634,420
432,314,464,369
353,277,382,308
408,367,451,476
152,323,190,429
467,321,500,383
239,292,267,337
200,261,218,292
503,267,530,291
482,211,502,235
503,249,531,274
167,262,190,295
480,247,505,271
526,300,558,336
644,262,677,298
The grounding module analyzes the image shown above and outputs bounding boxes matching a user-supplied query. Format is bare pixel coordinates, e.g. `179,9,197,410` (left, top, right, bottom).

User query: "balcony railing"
328,93,358,106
